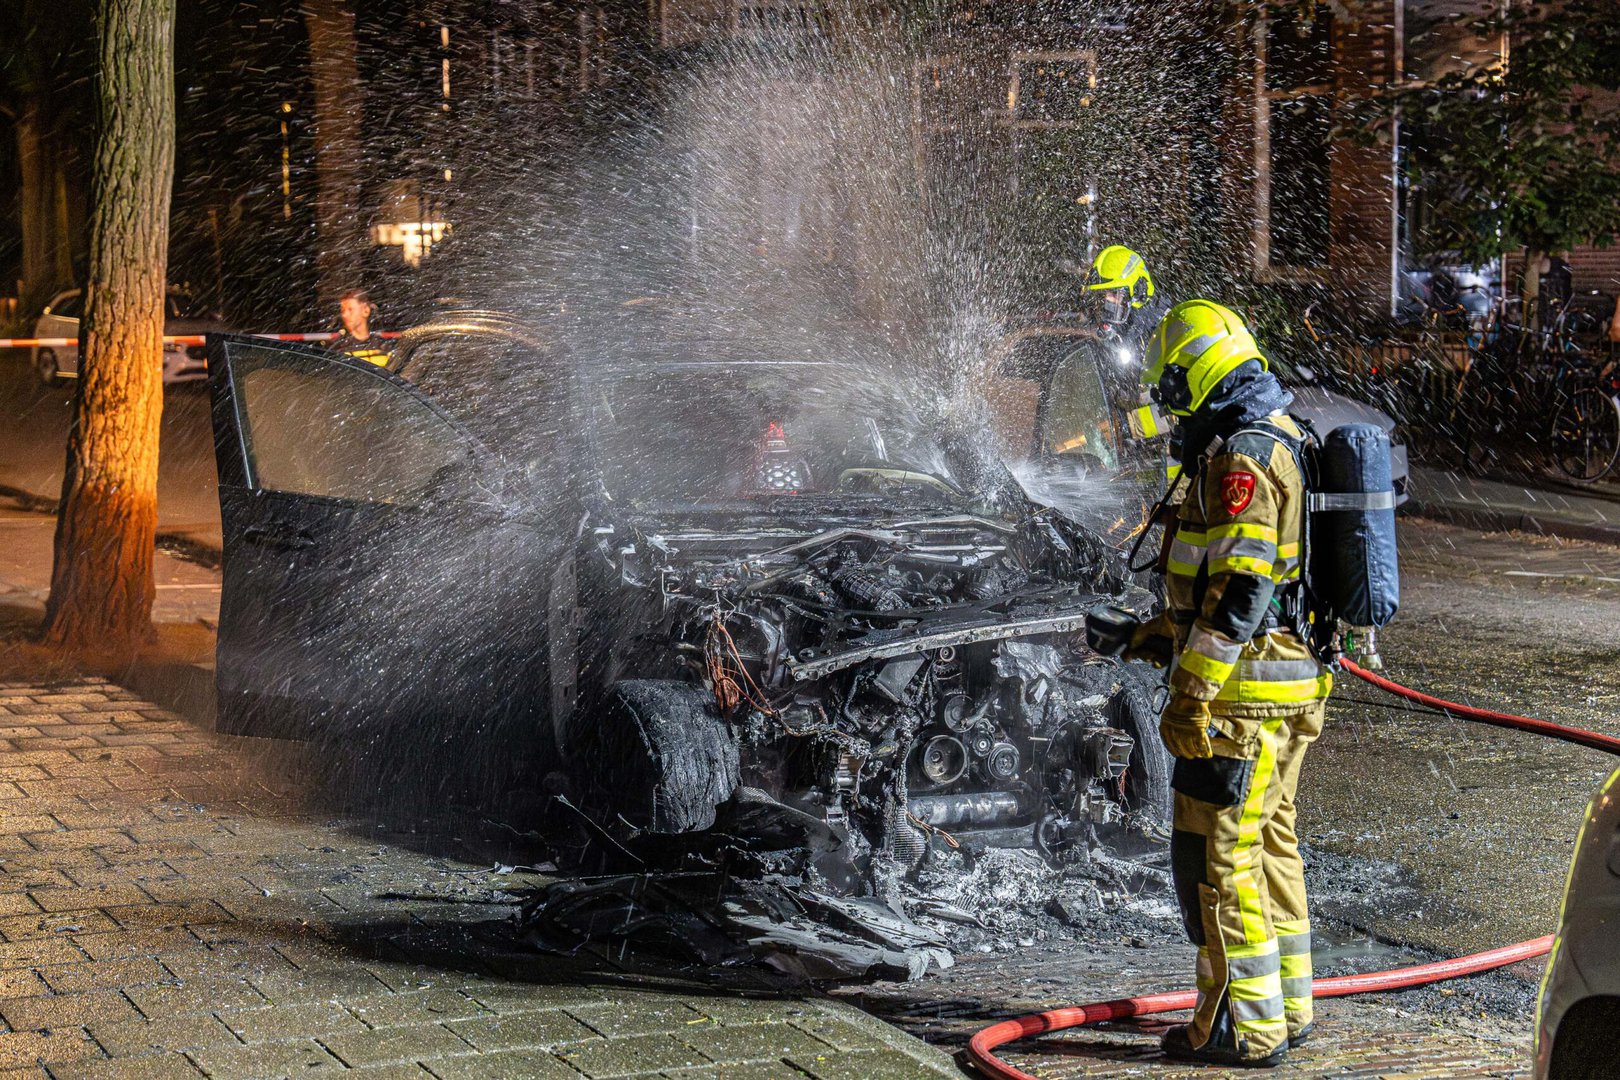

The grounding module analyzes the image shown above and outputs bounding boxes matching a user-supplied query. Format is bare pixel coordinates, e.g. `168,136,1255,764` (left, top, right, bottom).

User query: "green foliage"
1351,0,1620,265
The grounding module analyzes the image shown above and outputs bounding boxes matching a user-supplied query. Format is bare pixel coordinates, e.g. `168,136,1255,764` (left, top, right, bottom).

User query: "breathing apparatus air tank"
1308,423,1400,663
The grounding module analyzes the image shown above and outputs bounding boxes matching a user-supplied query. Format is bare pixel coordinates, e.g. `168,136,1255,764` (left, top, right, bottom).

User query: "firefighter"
1126,299,1328,1067
1084,245,1173,451
329,289,391,366
1083,244,1160,340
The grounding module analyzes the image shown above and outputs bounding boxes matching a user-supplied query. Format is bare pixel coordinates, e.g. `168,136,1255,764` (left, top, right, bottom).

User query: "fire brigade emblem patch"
1221,472,1256,515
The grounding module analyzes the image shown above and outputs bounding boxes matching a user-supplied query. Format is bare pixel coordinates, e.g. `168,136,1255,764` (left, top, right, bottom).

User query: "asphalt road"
1308,519,1620,957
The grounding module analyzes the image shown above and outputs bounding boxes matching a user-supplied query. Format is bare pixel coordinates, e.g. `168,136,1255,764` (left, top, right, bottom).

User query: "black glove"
1086,605,1175,667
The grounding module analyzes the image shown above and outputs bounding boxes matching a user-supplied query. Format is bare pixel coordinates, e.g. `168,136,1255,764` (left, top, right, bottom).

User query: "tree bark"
303,0,365,311
42,0,175,653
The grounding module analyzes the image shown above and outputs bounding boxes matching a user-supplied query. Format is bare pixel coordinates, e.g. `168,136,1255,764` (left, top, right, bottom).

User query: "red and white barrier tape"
0,332,401,348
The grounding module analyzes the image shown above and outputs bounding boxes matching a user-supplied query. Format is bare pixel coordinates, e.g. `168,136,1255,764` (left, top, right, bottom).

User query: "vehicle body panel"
205,335,553,745
1536,767,1620,1079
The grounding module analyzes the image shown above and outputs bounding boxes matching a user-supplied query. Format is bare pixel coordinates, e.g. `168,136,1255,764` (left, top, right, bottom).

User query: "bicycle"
1452,292,1620,482
1548,354,1620,482
1379,297,1487,469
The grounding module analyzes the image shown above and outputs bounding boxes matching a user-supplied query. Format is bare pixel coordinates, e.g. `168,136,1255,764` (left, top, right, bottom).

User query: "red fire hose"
966,659,1620,1079
1339,659,1620,756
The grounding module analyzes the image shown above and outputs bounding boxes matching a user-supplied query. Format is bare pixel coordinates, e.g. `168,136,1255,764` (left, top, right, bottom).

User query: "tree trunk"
14,99,75,320
42,0,175,653
303,0,365,312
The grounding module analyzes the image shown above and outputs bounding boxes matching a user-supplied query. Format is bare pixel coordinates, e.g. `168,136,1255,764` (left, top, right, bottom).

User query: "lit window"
371,222,451,268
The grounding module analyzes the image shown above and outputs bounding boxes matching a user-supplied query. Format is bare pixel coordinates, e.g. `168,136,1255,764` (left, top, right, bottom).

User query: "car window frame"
1040,341,1121,466
208,333,507,508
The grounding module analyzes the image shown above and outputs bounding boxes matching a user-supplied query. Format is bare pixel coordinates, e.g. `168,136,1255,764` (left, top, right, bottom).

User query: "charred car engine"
560,503,1165,888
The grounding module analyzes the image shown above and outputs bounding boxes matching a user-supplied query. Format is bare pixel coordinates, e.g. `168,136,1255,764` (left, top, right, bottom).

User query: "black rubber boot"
1161,1024,1287,1068
1288,1021,1314,1048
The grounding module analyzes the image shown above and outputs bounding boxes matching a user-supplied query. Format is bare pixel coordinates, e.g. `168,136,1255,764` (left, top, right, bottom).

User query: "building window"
908,50,1100,300
1007,51,1095,129
490,29,541,101
1256,5,1331,276
1007,51,1099,264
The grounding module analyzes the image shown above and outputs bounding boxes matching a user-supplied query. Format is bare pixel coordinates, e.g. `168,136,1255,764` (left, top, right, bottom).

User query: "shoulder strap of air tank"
1228,416,1332,655
1225,415,1312,476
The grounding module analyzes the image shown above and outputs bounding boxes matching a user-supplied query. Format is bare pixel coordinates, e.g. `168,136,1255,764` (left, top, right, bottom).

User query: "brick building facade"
1214,0,1403,319
643,0,1416,322
395,0,1612,323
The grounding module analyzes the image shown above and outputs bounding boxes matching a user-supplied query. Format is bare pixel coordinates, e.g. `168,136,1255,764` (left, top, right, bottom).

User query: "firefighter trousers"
1169,702,1324,1060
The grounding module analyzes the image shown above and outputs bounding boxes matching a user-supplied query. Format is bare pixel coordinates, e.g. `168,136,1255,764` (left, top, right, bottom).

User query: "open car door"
205,335,557,764
1036,339,1123,470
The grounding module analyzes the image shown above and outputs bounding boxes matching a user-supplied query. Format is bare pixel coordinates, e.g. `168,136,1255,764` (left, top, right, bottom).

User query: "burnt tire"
1106,670,1172,826
585,680,740,834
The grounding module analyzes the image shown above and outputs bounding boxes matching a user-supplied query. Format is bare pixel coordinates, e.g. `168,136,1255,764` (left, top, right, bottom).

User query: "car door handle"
242,526,316,550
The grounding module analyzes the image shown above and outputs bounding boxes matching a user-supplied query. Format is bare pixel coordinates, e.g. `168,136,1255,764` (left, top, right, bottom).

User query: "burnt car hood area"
206,326,1171,981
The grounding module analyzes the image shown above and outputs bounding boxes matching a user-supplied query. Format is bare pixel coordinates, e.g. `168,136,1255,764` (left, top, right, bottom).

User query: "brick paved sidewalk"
0,679,959,1080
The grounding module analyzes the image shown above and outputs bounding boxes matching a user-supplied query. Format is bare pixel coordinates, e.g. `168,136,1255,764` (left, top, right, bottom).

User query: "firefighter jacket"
1163,413,1332,718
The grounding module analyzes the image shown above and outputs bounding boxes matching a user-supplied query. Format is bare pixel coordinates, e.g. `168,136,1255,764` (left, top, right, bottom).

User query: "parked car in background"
33,288,224,384
1396,262,1499,328
1535,767,1620,1080
1266,351,1410,504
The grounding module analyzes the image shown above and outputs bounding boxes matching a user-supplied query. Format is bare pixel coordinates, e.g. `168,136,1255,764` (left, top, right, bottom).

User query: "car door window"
228,342,478,506
1044,346,1118,470
50,293,82,319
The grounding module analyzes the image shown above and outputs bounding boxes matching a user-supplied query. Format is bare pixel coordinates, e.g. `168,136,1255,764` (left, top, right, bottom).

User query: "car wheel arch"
1548,994,1620,1080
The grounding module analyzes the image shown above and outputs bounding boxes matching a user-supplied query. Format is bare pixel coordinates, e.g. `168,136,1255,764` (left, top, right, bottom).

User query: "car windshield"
585,363,965,506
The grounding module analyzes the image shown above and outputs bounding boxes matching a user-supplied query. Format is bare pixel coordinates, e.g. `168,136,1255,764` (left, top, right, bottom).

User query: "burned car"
206,314,1168,895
